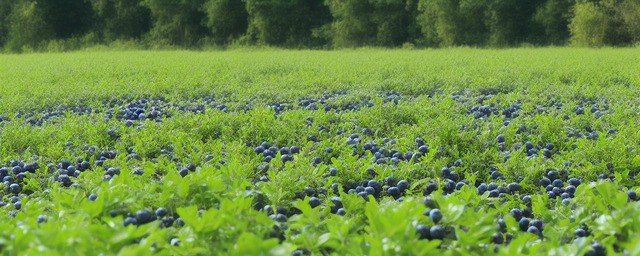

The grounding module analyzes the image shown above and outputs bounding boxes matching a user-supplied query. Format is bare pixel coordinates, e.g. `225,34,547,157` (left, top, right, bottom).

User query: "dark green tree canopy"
0,0,638,52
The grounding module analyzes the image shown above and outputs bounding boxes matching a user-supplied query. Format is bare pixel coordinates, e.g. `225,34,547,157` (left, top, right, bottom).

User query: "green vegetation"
1,0,640,52
0,49,639,254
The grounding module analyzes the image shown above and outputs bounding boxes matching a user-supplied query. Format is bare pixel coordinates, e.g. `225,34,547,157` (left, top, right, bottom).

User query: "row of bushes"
0,0,639,52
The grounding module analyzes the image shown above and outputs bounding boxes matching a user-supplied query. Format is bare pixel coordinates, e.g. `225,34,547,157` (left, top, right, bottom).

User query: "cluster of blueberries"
566,126,617,141
341,176,411,201
254,141,302,164
118,207,184,230
497,134,557,159
3,96,230,126
346,136,430,165
467,104,523,120
0,161,41,210
573,100,610,119
52,158,93,187
269,91,405,116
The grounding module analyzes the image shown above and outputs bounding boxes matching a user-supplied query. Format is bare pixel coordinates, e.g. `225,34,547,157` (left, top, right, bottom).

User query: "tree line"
0,0,638,52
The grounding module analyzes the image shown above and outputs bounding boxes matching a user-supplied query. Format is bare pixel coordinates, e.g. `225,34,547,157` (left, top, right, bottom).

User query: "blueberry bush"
0,49,638,255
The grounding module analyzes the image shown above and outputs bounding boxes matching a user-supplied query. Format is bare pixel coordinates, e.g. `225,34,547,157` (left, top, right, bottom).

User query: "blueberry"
565,185,576,195
429,209,443,224
492,233,504,244
488,189,499,197
496,135,505,143
291,249,310,256
328,167,337,176
136,209,155,224
628,190,637,201
424,182,438,195
336,208,346,216
387,187,401,198
155,207,168,217
545,143,554,150
562,198,571,206
540,177,551,187
525,141,534,150
281,154,293,163
9,183,21,194
309,197,321,208
397,180,409,192
132,168,144,175
519,218,530,231
424,197,437,208
477,183,488,195
429,225,446,240
186,163,196,172
174,218,185,227
88,193,98,201
522,195,532,205
526,226,540,235
510,208,523,221
357,191,369,200
552,179,564,188
416,224,430,239
368,180,382,192
455,182,465,190
170,238,181,246
574,228,586,237
497,219,507,233
289,146,300,154
58,174,72,186
418,145,429,154
178,168,189,177
364,186,376,195
507,182,521,192
588,243,605,256
270,213,287,222
37,215,47,223
124,217,138,226
530,219,543,230
11,166,22,175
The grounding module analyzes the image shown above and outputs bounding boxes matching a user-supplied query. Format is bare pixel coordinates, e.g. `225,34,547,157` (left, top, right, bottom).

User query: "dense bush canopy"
0,0,639,52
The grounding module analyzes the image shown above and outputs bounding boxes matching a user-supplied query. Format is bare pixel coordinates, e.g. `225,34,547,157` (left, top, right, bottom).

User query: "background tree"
4,1,54,52
202,0,248,45
618,0,640,43
327,0,413,47
417,0,489,47
486,0,544,47
90,0,152,41
46,0,94,39
0,0,14,48
142,0,209,47
534,0,573,45
569,0,632,46
243,0,330,47
325,0,375,47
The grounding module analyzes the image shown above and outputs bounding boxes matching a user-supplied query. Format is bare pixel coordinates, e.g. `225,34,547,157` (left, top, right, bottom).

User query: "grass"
0,48,638,255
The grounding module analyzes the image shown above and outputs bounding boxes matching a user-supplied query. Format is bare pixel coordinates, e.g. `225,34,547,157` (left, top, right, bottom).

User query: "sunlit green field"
0,48,639,255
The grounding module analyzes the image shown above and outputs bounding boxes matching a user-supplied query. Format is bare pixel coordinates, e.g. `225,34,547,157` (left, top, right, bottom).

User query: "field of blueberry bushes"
0,48,639,255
